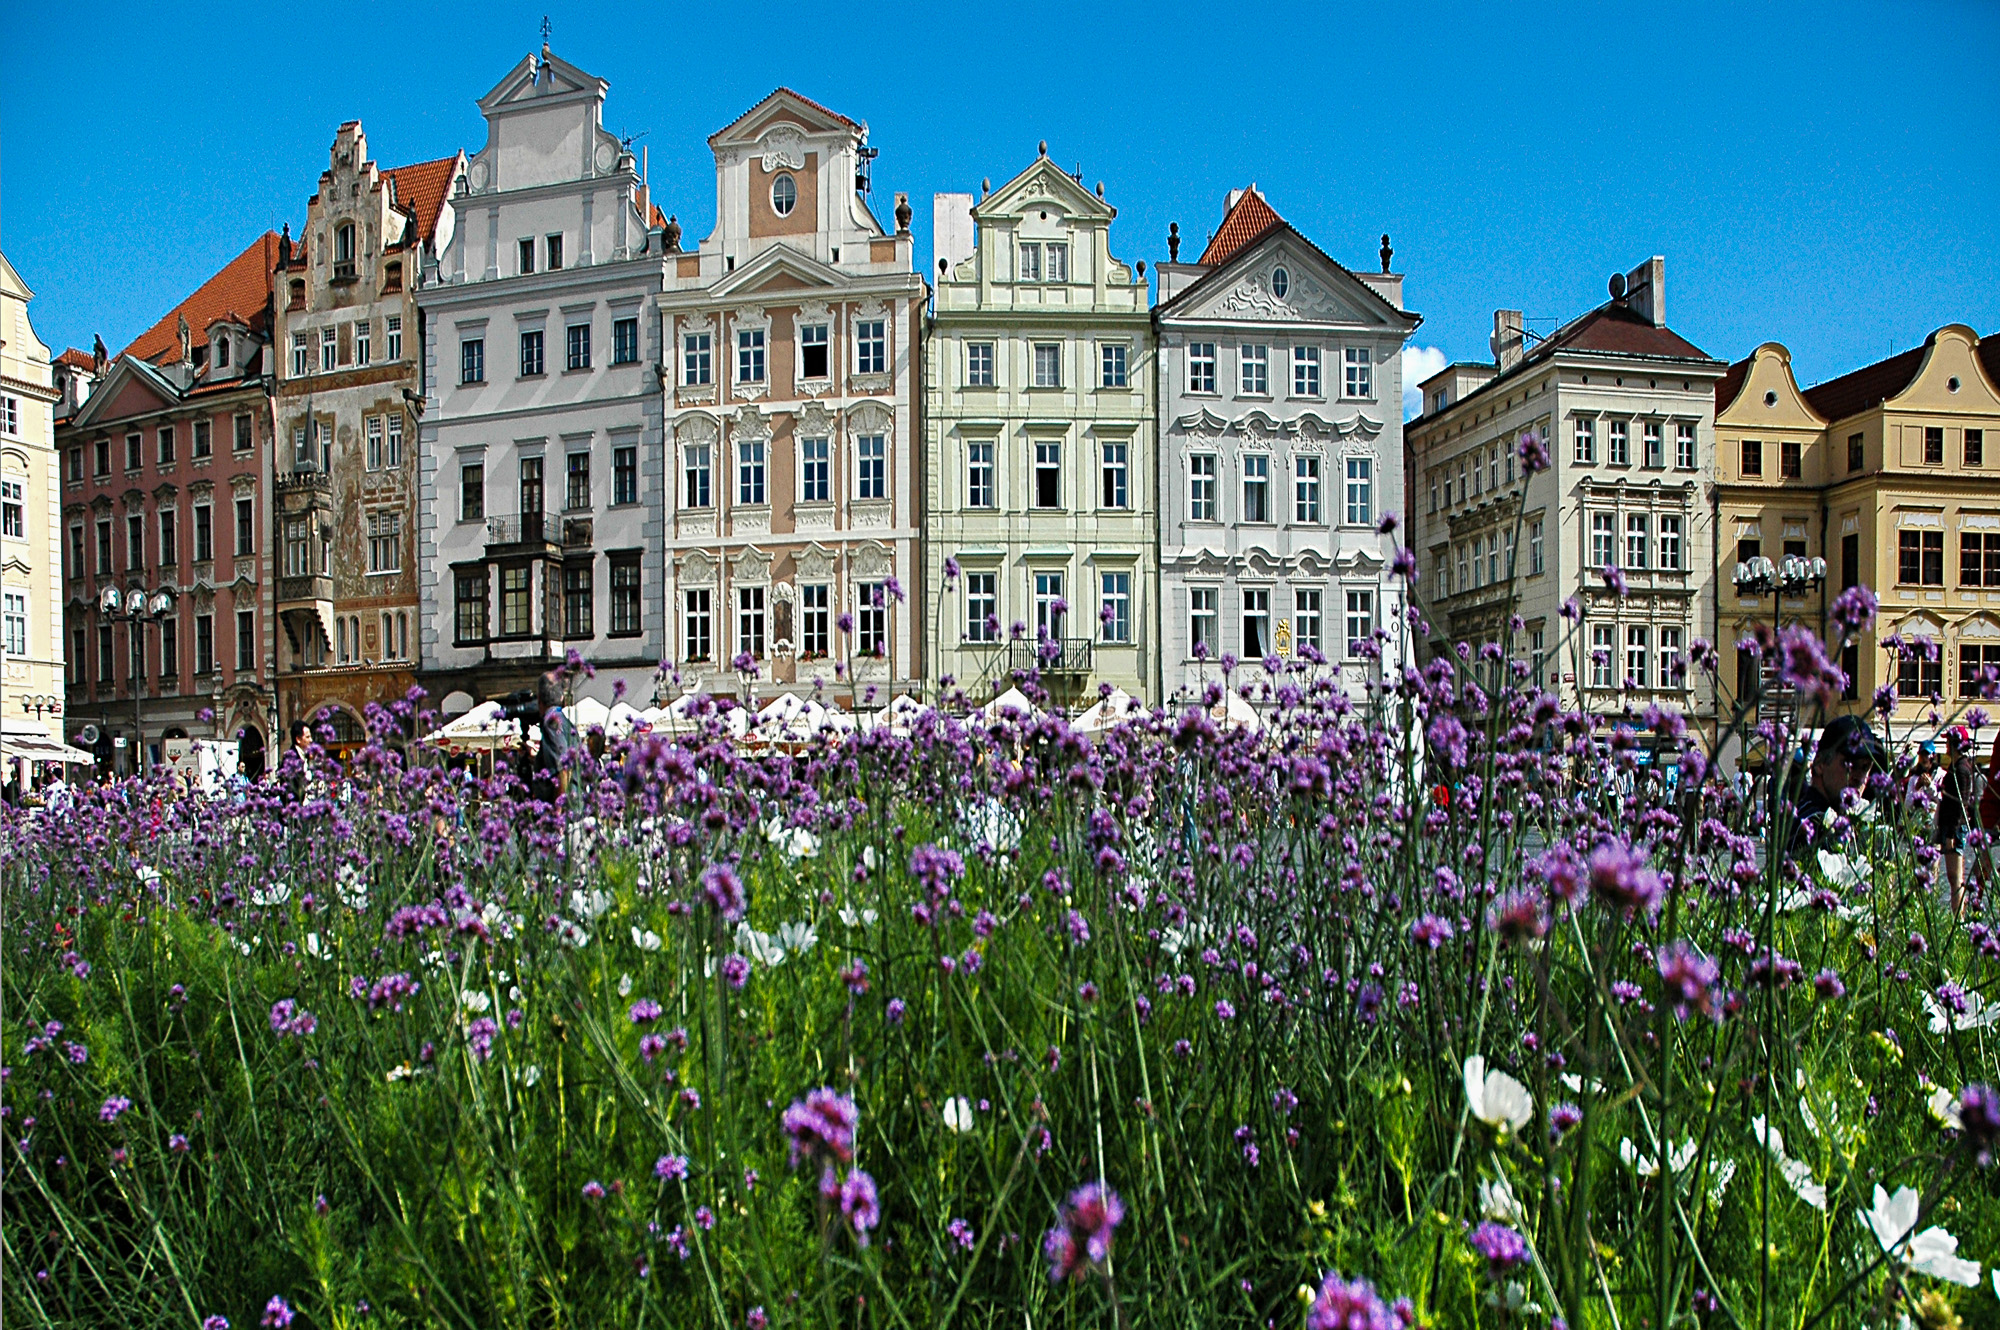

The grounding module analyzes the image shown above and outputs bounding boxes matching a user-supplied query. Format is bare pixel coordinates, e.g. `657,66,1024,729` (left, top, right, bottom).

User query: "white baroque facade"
657,89,924,705
1154,188,1420,705
415,44,668,709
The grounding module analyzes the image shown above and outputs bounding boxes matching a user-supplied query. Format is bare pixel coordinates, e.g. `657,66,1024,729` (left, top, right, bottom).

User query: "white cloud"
1402,345,1448,421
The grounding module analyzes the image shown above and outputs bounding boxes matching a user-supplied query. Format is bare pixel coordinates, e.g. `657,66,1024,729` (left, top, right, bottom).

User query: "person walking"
1936,725,1983,916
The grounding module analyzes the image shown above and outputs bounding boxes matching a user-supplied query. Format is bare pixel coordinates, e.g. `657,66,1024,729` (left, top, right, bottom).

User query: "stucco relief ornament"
760,127,807,172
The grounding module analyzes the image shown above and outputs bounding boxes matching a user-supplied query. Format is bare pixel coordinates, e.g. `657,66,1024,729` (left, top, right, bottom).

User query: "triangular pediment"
710,245,843,300
477,49,607,113
1164,227,1416,332
71,355,179,431
976,156,1113,224
711,88,861,149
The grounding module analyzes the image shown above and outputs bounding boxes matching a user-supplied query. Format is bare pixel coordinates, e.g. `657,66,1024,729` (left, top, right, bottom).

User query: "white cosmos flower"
618,972,633,996
736,924,787,968
1816,849,1862,891
1478,1175,1525,1224
942,1096,975,1133
251,882,292,907
386,1063,416,1082
838,906,878,929
305,932,327,960
776,921,818,956
631,926,662,952
1861,1185,1982,1286
861,845,878,872
1464,1056,1533,1133
462,990,491,1013
1750,1116,1827,1211
763,818,821,861
1925,986,2000,1034
1620,1137,1698,1178
569,889,613,922
522,1064,541,1088
1928,1085,1964,1131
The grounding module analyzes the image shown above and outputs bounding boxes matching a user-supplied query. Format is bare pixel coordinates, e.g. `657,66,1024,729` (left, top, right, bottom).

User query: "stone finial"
1096,181,1104,199
980,178,990,198
1168,222,1180,263
1037,140,1047,157
663,215,682,252
1380,233,1393,274
894,192,912,235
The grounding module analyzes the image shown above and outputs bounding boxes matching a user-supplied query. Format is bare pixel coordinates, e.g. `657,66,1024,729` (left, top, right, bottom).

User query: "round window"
1271,266,1290,298
770,174,797,217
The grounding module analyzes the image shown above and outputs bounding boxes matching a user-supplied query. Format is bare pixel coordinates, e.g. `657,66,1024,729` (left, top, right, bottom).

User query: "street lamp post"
98,585,176,778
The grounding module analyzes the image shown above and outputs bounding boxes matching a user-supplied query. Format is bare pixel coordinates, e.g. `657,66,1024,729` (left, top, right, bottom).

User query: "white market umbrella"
420,700,522,751
569,696,613,735
979,687,1038,722
1073,687,1137,734
1209,690,1262,732
607,701,645,738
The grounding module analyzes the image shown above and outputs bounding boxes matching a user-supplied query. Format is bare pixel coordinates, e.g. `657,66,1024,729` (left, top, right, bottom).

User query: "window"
770,174,797,216
1034,440,1061,509
1271,266,1290,298
566,324,591,371
562,562,592,637
451,569,487,645
1100,343,1128,388
613,445,637,505
235,414,253,453
1531,627,1547,684
1530,519,1545,575
799,323,829,379
1101,572,1131,642
739,585,769,656
1626,514,1649,570
355,321,371,367
1295,455,1323,523
799,582,830,656
613,317,639,365
1608,420,1630,466
235,498,254,555
857,436,887,500
1591,513,1615,568
966,342,994,387
967,441,995,509
566,452,591,510
1574,418,1596,463
1961,644,2000,699
1337,588,1372,659
69,523,85,573
1848,432,1864,472
1739,438,1763,476
1188,343,1216,393
368,511,401,573
1962,532,2000,587
96,519,112,573
97,625,112,684
1033,572,1065,640
1294,345,1322,397
158,425,177,465
1294,588,1322,655
1660,628,1683,689
1643,422,1663,468
1925,426,1945,465
126,431,143,470
1625,626,1650,688
1899,529,1945,585
94,438,110,476
67,446,82,482
1190,586,1218,655
1343,457,1372,526
1491,445,1501,492
291,334,310,378
683,589,711,661
1899,643,1942,699
1017,242,1042,282
1243,454,1269,523
1242,588,1271,659
519,456,544,516
0,481,20,540
684,332,712,384
610,557,641,636
1341,346,1370,399
283,517,310,577
1842,532,1860,588
3,592,25,656
737,329,766,382
235,609,255,671
1240,345,1268,396
520,329,545,377
1780,438,1802,478
499,566,532,637
1190,454,1216,521
856,583,887,656
1590,624,1615,688
321,327,337,372
384,414,402,469
1658,515,1682,570
1,397,19,438
461,463,485,521
737,440,766,505
965,573,997,642
194,504,213,563
1968,430,1986,467
386,316,402,361
800,437,830,502
1101,441,1128,509
1033,342,1061,388
1044,243,1068,282
856,320,886,375
461,338,485,384
195,613,214,676
545,234,563,270
366,416,384,470
684,444,712,509
1676,422,1695,470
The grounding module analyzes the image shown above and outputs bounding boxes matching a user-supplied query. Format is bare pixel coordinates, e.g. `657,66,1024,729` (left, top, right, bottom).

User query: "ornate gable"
975,154,1113,225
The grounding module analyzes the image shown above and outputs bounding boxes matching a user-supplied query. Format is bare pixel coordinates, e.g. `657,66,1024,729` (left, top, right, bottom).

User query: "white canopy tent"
1073,687,1138,734
606,701,645,739
1,719,95,766
419,701,524,751
979,687,1039,722
1210,690,1262,732
568,696,612,735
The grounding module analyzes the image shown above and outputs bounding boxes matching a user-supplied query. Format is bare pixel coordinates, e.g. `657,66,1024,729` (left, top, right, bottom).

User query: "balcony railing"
486,511,557,550
1005,637,1094,676
276,469,331,498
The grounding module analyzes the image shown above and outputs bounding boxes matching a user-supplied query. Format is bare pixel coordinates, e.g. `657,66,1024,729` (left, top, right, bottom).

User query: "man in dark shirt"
1936,725,1982,916
1784,714,1887,857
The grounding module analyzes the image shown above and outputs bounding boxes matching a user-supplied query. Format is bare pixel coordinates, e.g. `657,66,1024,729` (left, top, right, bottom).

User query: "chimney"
932,192,975,282
1625,256,1666,327
1491,310,1524,372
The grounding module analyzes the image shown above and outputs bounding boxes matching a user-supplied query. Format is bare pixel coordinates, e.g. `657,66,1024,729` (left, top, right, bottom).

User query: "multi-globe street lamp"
98,584,176,777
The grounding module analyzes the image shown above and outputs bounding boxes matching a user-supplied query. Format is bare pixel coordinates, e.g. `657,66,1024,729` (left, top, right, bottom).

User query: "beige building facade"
1,251,67,753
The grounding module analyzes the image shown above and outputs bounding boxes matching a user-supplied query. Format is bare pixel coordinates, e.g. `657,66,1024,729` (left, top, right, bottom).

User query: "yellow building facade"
0,250,69,757
1714,325,2000,745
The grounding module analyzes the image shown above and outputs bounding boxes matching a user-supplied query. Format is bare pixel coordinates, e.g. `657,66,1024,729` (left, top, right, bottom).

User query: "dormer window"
770,174,797,217
216,335,231,368
333,223,356,280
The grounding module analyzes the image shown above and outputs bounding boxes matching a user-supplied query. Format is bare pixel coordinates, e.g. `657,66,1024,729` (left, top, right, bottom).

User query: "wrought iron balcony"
1005,636,1094,676
275,469,332,498
486,511,558,552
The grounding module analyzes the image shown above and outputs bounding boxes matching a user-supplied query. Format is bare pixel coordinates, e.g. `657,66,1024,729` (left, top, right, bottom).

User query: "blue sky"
4,0,1996,417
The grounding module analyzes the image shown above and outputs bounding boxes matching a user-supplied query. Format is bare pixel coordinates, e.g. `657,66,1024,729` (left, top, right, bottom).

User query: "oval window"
771,174,797,217
1271,266,1290,298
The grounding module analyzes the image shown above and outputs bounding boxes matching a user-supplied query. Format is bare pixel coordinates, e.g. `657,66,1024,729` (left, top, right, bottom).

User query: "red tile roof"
712,87,861,143
55,348,97,372
1715,356,1751,413
1528,302,1715,364
382,155,459,244
121,233,280,365
651,203,669,230
1197,188,1282,266
1802,342,1925,423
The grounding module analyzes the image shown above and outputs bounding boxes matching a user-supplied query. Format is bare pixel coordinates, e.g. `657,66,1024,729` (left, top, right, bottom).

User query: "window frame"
1292,345,1322,398
799,436,831,503
1242,453,1270,524
612,316,640,365
684,332,713,385
1032,342,1062,389
1100,570,1132,643
565,323,591,372
1340,346,1371,400
1294,455,1323,524
1099,342,1128,389
1032,440,1062,510
613,445,638,506
683,588,712,661
736,439,767,506
736,328,766,384
1187,343,1217,394
1240,344,1269,396
856,435,887,501
519,329,546,378
1342,456,1373,527
460,338,485,385
1100,440,1129,510
966,440,995,509
855,320,887,376
1344,588,1374,659
966,341,995,387
1189,453,1217,522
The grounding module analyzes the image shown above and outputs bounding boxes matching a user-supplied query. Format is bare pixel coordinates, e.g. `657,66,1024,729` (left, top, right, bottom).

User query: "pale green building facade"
925,153,1157,707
